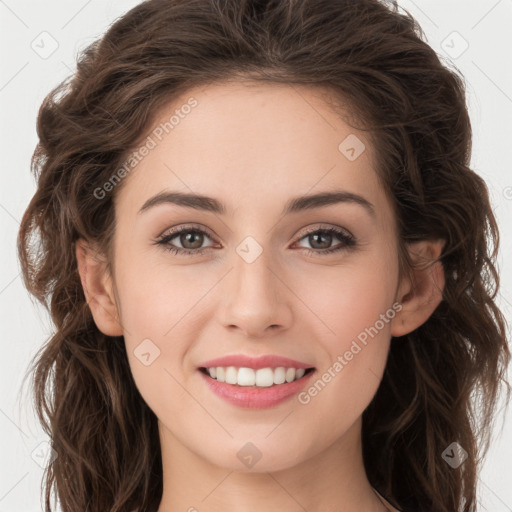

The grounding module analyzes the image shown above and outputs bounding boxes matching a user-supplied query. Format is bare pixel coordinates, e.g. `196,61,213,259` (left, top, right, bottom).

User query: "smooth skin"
76,81,445,512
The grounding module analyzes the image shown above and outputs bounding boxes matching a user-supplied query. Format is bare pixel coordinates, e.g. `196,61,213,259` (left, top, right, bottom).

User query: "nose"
218,249,293,339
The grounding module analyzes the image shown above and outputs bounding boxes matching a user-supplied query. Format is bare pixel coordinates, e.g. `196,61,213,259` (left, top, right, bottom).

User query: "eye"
293,225,356,255
153,224,357,257
154,224,217,256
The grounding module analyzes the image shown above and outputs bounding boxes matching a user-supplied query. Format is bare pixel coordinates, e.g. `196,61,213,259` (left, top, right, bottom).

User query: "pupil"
181,231,203,249
310,233,331,249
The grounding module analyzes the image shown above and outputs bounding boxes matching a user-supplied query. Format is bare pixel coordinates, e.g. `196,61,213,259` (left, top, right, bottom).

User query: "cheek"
117,270,199,420
297,253,398,346
295,253,397,409
112,252,208,396
115,246,213,337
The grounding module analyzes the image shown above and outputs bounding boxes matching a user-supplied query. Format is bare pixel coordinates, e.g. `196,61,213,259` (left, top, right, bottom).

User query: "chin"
199,436,313,473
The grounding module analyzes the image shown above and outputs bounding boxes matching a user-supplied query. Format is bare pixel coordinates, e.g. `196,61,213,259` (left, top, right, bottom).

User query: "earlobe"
390,239,446,338
75,238,123,337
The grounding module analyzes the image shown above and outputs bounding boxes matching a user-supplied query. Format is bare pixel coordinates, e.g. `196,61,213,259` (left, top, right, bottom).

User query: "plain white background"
1,0,511,510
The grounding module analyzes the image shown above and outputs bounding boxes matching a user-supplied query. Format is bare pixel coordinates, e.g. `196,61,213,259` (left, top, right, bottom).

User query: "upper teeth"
207,366,307,387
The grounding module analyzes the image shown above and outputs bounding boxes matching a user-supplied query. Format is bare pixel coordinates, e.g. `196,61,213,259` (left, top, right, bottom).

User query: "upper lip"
198,354,314,370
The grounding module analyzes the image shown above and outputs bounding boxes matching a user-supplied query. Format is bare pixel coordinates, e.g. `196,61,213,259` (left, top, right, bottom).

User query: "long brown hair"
17,0,510,511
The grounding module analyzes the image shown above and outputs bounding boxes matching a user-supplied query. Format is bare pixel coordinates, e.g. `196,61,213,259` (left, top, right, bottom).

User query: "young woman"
18,0,510,511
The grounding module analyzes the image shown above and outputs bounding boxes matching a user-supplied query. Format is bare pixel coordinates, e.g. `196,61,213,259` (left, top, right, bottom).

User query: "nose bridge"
219,239,291,336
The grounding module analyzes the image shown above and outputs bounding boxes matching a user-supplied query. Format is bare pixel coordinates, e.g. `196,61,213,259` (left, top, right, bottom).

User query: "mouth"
199,366,316,387
198,365,316,408
196,354,317,408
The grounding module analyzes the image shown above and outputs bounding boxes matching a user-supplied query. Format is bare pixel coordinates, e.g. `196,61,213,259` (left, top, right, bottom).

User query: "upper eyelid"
159,223,216,239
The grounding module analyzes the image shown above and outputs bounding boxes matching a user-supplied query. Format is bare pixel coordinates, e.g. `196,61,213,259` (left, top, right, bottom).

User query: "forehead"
115,80,390,224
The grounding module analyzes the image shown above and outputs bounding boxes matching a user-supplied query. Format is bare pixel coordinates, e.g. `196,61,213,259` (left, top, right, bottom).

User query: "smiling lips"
202,366,309,387
197,354,316,408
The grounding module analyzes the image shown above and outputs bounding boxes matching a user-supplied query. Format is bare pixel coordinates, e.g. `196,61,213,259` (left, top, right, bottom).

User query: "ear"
75,238,123,337
390,239,445,337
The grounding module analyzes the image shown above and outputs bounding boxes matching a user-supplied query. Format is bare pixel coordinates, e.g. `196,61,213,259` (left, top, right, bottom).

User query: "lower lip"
198,369,316,409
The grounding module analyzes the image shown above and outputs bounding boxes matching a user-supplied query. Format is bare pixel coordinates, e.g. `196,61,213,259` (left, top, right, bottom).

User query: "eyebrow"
138,190,376,219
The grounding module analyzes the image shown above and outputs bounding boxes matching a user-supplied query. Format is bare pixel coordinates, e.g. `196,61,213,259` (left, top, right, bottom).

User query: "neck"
156,417,393,512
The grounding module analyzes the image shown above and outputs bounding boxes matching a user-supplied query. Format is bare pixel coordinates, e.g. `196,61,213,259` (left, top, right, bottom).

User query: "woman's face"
107,81,404,472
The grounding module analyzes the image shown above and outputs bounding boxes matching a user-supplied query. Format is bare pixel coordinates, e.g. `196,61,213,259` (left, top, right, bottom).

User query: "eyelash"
154,223,356,257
